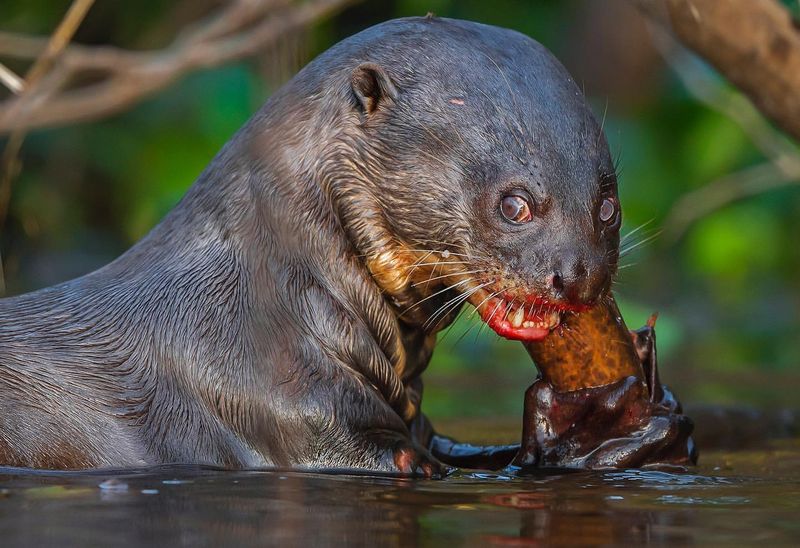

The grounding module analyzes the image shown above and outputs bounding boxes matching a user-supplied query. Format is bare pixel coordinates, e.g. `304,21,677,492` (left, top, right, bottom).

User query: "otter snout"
549,257,611,306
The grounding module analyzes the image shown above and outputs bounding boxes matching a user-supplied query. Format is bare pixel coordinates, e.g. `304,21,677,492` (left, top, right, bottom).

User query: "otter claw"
391,443,447,478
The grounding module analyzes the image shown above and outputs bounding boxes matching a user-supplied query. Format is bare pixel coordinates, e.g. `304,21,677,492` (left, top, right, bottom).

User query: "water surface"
1,439,797,546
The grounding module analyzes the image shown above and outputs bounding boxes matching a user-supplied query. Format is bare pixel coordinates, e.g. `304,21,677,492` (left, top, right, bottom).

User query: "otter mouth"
471,292,587,342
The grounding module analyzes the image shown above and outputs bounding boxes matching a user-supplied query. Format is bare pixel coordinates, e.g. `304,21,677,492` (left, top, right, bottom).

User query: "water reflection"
603,469,733,486
0,450,798,546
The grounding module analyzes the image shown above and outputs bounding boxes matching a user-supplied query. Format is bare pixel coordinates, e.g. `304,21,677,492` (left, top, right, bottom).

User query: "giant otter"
0,16,623,476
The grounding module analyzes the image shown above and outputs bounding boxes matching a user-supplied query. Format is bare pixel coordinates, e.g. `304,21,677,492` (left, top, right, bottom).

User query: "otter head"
331,17,620,342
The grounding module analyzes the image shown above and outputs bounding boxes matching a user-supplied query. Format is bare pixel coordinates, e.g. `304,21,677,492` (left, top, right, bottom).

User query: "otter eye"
599,198,616,223
500,194,532,224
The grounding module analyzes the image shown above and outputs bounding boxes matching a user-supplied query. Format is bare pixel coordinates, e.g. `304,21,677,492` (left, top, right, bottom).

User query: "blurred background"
1,0,798,435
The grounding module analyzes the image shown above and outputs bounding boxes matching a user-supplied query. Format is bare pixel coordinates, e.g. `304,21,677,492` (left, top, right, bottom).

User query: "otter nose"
550,260,610,306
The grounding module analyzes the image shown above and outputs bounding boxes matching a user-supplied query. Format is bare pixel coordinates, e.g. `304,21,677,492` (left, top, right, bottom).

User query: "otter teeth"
507,306,561,330
510,307,525,328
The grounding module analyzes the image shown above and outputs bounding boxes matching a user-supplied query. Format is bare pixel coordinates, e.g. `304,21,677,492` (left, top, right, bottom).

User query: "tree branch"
0,0,97,295
648,26,800,173
638,0,800,142
633,0,800,240
0,62,23,94
663,162,800,241
0,0,358,133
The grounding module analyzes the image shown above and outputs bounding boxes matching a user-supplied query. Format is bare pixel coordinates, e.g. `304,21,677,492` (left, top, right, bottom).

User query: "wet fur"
0,17,617,471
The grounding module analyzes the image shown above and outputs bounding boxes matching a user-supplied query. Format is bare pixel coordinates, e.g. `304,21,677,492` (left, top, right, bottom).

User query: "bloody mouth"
474,294,588,342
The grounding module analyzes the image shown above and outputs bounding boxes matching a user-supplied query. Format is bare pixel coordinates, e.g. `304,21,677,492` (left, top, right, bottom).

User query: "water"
0,439,797,546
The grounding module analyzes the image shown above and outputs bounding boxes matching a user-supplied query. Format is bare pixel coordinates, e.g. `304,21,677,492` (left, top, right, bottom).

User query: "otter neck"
244,119,423,421
315,140,444,374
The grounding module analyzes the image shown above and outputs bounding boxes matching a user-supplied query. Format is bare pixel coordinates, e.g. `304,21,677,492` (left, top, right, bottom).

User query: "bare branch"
648,25,800,171
636,2,800,240
0,0,358,133
663,162,800,241
0,0,97,295
22,0,97,86
638,0,800,142
0,62,24,94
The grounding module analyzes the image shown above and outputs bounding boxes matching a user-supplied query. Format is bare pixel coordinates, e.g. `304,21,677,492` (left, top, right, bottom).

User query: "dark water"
0,440,798,546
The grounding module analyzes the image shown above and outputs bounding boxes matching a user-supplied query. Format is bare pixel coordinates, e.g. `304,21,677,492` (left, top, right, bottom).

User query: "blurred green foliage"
1,0,798,418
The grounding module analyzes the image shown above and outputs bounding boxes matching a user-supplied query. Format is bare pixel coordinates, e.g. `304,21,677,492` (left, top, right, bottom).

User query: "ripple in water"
603,469,732,488
657,494,751,505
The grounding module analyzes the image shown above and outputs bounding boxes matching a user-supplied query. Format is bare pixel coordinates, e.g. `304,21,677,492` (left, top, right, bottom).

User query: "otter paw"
513,377,696,470
388,441,450,479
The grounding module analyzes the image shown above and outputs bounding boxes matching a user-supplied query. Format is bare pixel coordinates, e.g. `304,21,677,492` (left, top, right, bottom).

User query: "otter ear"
350,62,398,116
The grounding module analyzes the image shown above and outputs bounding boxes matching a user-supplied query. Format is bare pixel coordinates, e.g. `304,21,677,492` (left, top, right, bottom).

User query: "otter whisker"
596,98,609,147
448,316,483,349
404,248,475,258
403,261,472,280
407,249,435,262
400,277,476,316
424,294,470,332
474,306,497,341
411,269,486,288
530,301,541,323
401,250,436,280
619,227,661,253
437,304,470,346
502,297,516,323
620,218,655,245
474,285,519,342
403,261,472,269
620,229,662,257
451,287,513,347
423,287,488,330
411,238,486,259
425,291,482,333
444,302,493,348
414,237,470,250
467,288,502,320
613,148,624,179
423,281,490,332
422,260,441,292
